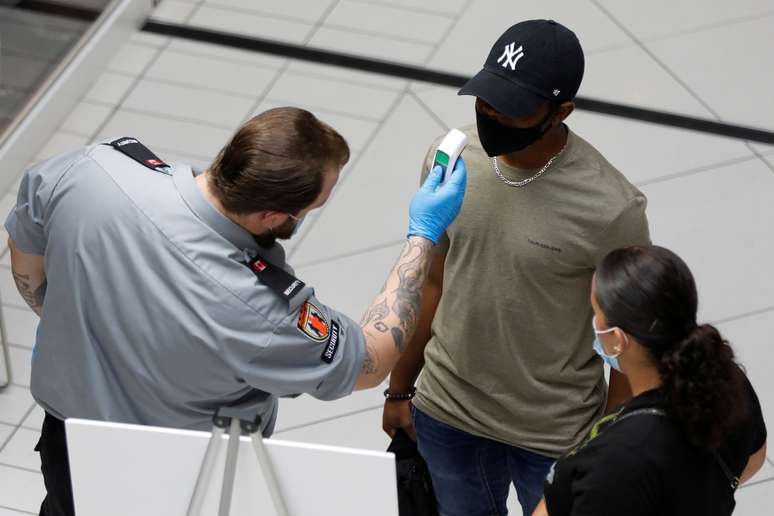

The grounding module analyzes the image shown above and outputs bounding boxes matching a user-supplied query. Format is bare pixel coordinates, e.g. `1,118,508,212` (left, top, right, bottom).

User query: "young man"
382,20,650,516
6,107,467,516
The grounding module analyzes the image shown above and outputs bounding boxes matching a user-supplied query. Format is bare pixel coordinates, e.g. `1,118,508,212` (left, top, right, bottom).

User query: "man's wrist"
384,386,416,401
388,370,418,393
407,234,434,246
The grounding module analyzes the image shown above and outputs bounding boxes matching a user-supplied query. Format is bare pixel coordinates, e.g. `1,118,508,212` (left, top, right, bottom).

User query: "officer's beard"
253,217,297,248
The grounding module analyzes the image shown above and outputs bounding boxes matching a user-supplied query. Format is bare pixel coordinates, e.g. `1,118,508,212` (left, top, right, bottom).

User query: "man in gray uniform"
6,106,467,516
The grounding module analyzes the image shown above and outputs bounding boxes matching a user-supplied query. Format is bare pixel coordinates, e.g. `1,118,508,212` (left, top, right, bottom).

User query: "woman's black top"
543,376,766,516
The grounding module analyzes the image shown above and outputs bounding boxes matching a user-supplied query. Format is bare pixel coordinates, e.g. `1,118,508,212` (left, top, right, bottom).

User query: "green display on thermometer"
432,128,468,182
434,150,450,168
434,150,450,180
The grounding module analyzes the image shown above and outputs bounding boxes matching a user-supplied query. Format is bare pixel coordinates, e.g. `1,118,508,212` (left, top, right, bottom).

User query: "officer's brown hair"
208,107,350,215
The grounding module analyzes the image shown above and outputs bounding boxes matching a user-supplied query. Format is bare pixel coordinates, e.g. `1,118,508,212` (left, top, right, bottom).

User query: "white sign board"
66,419,399,516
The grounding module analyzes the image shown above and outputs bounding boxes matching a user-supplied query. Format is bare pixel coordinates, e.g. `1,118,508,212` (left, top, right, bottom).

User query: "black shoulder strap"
247,255,306,302
614,407,740,491
106,137,170,173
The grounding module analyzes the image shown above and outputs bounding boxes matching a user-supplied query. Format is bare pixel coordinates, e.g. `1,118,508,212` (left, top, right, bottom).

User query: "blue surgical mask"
592,315,624,372
593,337,622,372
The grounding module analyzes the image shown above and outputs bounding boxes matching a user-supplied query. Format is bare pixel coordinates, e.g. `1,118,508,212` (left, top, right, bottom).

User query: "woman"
535,245,767,516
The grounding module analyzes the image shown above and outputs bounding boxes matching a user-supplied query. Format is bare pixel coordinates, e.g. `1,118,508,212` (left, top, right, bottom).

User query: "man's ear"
247,210,286,232
557,101,575,123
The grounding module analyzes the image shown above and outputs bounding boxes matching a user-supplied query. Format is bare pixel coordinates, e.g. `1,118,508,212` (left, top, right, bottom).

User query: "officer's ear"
245,210,288,233
262,211,289,228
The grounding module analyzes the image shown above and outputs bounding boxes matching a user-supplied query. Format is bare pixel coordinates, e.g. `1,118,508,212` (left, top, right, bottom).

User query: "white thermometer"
433,128,468,182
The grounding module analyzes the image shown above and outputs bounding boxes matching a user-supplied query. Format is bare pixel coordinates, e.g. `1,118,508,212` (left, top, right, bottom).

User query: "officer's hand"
408,158,468,244
382,399,416,441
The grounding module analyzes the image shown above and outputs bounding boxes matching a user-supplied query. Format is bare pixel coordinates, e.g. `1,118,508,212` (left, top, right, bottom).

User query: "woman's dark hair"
595,245,747,449
208,107,350,215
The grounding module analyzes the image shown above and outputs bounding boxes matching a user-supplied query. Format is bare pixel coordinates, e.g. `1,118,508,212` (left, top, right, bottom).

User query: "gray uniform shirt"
4,142,365,434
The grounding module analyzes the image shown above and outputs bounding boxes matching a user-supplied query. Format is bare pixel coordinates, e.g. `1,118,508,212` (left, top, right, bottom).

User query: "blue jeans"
413,407,555,516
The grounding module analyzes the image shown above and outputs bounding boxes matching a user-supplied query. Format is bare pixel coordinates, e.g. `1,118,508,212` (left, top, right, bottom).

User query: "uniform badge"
297,302,330,342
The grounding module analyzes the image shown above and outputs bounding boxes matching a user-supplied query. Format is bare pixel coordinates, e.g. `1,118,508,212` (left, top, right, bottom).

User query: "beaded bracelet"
383,387,417,401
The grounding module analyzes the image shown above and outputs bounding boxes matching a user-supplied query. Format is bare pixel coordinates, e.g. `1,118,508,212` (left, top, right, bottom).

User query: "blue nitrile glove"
407,158,467,244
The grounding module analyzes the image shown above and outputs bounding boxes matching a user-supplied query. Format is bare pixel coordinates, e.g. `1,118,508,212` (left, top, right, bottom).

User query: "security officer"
5,106,467,516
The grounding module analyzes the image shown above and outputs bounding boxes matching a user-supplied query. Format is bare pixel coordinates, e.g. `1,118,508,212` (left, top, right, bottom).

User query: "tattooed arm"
8,239,46,316
354,157,467,390
354,236,435,390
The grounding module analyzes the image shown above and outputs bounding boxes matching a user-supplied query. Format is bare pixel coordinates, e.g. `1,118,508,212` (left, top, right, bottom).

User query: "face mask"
592,315,624,372
291,216,305,236
475,108,556,157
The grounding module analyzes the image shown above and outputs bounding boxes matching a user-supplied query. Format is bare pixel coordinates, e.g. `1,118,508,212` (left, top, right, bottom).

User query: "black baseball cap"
459,19,584,118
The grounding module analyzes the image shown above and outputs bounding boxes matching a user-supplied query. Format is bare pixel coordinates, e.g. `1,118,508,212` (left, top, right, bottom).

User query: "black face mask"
476,108,556,157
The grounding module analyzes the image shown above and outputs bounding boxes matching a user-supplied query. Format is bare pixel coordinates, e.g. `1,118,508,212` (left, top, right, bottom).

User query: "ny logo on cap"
497,42,524,71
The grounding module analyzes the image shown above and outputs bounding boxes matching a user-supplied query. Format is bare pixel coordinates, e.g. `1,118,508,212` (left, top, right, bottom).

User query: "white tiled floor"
264,71,401,120
82,72,136,105
641,158,774,324
0,428,40,472
645,15,774,128
0,386,35,428
2,306,36,348
105,42,160,76
1,0,773,514
187,5,314,43
595,0,774,42
145,50,278,97
203,0,338,24
324,1,455,45
720,310,774,438
123,78,254,127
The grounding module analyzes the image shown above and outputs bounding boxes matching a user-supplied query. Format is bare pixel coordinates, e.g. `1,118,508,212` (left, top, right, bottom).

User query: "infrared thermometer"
433,128,468,182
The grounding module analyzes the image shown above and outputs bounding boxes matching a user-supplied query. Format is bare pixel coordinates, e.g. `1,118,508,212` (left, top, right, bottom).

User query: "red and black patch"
108,137,169,172
297,302,330,342
247,256,305,301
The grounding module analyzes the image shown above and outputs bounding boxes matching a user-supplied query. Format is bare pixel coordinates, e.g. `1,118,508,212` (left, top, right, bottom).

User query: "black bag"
387,429,439,516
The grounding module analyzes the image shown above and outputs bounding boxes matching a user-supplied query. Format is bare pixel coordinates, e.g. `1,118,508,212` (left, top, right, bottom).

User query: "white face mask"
592,315,624,372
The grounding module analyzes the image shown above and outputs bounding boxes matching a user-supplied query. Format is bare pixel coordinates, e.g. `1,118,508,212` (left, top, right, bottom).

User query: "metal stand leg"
188,407,291,516
218,418,241,516
187,418,227,516
0,312,12,390
251,429,290,516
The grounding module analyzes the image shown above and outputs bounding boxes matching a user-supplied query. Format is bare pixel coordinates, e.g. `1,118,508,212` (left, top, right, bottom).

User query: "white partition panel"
66,418,399,516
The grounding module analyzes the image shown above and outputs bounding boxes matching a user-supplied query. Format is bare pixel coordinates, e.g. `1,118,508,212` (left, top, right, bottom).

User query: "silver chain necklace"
491,145,566,188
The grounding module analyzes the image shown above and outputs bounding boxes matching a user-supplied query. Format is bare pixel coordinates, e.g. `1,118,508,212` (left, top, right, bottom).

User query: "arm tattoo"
358,237,433,376
34,281,47,307
389,239,429,352
361,342,379,375
13,272,46,312
359,298,389,331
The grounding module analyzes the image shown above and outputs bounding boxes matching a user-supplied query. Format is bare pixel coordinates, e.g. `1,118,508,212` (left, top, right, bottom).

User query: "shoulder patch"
297,301,330,342
248,256,306,302
321,321,341,364
107,137,170,173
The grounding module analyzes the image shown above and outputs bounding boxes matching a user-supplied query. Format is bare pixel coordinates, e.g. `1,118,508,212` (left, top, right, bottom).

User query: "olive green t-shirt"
413,125,650,458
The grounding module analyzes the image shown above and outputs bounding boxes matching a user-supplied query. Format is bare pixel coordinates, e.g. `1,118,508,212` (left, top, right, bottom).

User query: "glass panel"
0,1,111,134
